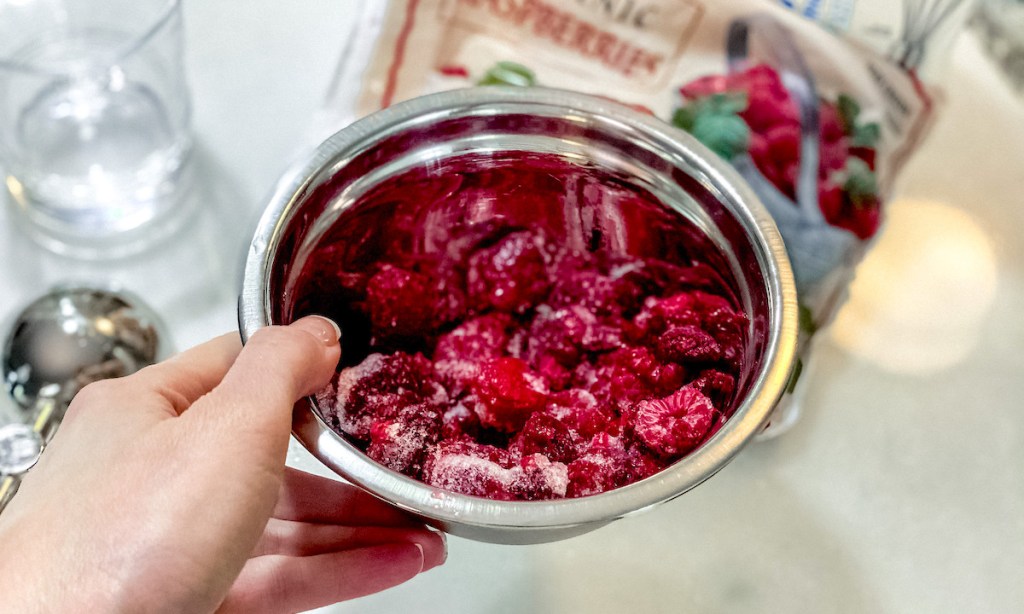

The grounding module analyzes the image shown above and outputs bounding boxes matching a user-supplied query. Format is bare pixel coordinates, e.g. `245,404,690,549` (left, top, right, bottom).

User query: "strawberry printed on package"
316,0,974,435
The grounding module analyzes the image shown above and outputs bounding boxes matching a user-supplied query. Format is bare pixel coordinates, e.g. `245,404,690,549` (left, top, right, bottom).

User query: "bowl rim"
239,86,798,532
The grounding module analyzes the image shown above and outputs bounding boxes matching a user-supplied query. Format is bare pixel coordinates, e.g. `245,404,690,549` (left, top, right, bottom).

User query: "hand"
0,317,445,613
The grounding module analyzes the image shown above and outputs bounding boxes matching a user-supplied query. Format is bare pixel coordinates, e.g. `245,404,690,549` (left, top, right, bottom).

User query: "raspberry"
434,313,512,392
548,268,644,317
533,353,572,391
655,324,722,364
679,73,730,99
748,132,770,171
631,386,715,457
702,307,748,368
819,137,849,177
471,357,549,432
514,454,569,500
421,439,568,499
734,65,800,131
819,100,846,143
509,412,580,463
441,397,482,439
818,184,844,223
639,260,733,297
846,196,882,240
527,304,624,371
566,433,662,497
320,352,446,439
634,293,701,335
692,369,737,411
367,403,442,475
545,389,617,441
527,305,592,366
763,124,801,167
421,438,518,500
467,231,552,313
365,265,438,340
584,347,686,411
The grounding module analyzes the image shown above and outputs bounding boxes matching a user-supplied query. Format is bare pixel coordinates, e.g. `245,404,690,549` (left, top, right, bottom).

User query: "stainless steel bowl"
240,87,797,544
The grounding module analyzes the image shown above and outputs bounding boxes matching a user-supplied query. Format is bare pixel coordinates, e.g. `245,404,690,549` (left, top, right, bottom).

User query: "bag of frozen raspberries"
313,0,977,436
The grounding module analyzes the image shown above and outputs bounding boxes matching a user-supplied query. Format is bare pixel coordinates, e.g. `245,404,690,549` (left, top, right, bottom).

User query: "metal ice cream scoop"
0,287,163,511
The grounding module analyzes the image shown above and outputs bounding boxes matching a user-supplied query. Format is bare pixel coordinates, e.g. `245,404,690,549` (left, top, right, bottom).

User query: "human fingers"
253,518,446,567
217,543,425,614
61,334,241,430
184,317,341,463
122,333,242,416
273,467,417,526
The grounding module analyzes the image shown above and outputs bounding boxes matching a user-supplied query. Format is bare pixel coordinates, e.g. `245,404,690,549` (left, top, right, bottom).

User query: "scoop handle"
0,475,20,512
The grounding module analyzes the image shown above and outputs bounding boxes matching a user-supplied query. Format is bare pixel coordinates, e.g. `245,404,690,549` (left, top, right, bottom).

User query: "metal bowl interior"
240,87,797,544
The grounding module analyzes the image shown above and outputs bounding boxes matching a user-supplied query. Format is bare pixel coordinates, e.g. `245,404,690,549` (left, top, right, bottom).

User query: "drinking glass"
0,0,192,257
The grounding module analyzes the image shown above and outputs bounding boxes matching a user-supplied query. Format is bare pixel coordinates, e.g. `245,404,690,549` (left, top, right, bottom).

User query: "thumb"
185,316,341,465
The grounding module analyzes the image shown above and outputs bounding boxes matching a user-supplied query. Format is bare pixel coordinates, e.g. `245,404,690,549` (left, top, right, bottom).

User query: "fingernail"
291,315,341,347
413,542,425,573
419,530,447,572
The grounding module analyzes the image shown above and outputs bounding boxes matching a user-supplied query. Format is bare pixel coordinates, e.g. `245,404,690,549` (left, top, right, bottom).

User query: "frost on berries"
315,226,748,500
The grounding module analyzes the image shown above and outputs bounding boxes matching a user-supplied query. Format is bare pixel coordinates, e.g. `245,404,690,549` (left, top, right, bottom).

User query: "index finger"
130,333,243,415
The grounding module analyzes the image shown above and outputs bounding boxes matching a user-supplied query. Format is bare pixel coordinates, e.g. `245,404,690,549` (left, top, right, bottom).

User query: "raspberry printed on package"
315,0,975,437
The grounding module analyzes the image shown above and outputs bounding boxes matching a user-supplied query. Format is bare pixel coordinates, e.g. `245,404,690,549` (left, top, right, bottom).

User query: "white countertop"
2,2,1022,612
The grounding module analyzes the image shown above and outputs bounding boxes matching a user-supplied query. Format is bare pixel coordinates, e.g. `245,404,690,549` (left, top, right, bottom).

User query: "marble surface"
1,2,1022,612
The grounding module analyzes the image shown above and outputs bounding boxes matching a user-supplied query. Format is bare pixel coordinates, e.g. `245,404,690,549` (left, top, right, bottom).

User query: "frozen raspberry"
366,403,442,475
656,324,722,364
441,397,482,439
433,313,513,392
545,389,617,441
509,412,580,464
365,265,439,339
514,453,569,500
692,369,737,411
527,304,624,369
631,386,715,457
527,304,592,366
467,231,552,313
533,353,572,391
635,291,740,338
548,269,644,317
637,260,736,298
634,293,701,335
505,326,528,360
610,346,687,400
702,307,748,368
566,433,662,498
471,357,549,432
421,438,518,500
322,352,446,439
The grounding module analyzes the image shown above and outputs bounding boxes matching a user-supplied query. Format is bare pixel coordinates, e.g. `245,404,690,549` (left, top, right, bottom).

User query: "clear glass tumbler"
0,0,192,257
